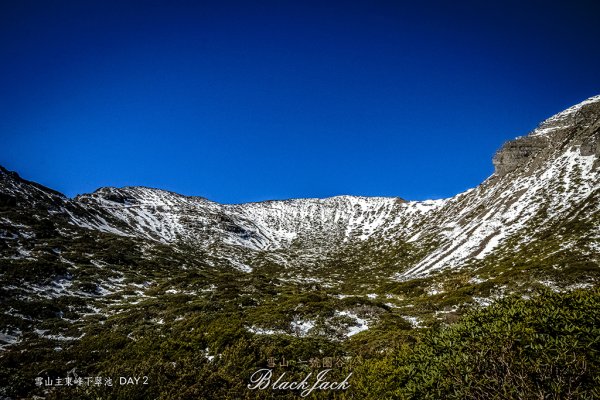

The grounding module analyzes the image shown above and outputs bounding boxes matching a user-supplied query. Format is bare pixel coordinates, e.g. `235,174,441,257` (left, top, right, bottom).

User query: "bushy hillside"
352,289,600,400
0,95,598,398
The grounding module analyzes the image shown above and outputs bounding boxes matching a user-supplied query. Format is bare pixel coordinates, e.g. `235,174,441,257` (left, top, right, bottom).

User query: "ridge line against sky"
1,0,599,204
4,89,599,206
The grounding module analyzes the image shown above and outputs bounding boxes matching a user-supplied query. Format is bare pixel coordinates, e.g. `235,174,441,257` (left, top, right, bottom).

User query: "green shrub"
354,288,600,399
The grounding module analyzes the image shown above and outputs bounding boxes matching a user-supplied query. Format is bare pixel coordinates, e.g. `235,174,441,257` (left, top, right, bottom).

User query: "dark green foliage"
352,289,600,399
1,179,599,398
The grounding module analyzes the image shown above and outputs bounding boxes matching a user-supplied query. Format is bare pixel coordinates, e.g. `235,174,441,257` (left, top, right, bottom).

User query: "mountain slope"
27,95,594,280
1,96,598,280
1,95,599,400
403,95,600,276
1,96,599,278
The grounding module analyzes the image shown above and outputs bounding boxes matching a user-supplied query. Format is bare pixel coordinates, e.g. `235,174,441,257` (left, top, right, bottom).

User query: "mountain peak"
1,94,598,282
532,94,600,138
492,95,600,177
0,164,66,200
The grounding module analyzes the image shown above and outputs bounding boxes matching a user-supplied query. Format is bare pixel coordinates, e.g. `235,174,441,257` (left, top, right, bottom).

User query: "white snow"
472,297,493,307
34,329,85,341
336,310,369,337
246,326,286,335
399,142,599,278
290,319,315,336
402,316,422,328
532,95,600,137
0,329,22,349
226,258,253,273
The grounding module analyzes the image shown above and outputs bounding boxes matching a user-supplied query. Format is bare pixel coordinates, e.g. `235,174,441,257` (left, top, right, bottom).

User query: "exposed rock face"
493,95,600,177
580,130,599,157
492,135,549,176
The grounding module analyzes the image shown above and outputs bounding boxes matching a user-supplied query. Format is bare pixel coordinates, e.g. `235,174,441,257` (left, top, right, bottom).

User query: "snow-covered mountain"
2,95,599,280
402,94,600,276
1,95,599,391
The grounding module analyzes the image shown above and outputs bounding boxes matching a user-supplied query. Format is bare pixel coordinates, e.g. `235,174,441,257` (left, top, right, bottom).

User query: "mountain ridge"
1,95,599,277
1,96,598,399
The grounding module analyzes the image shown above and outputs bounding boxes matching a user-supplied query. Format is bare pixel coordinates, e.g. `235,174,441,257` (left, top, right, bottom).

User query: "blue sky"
1,0,599,203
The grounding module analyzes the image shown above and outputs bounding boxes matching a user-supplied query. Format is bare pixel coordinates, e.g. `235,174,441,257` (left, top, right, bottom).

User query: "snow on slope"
401,144,599,277
532,95,600,137
64,95,600,276
3,95,598,279
78,189,428,250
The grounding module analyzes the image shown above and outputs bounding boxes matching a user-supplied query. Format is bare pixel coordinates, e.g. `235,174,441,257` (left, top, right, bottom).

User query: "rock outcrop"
493,95,600,177
492,134,549,176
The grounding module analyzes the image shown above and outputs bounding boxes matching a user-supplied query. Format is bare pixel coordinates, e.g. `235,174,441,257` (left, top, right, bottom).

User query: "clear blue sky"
1,0,599,203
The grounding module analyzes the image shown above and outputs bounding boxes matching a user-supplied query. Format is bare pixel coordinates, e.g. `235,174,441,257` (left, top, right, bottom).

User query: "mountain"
0,95,598,399
4,97,598,275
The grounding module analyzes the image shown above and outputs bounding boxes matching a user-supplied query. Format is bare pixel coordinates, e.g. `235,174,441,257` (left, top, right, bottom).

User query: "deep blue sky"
1,1,599,203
